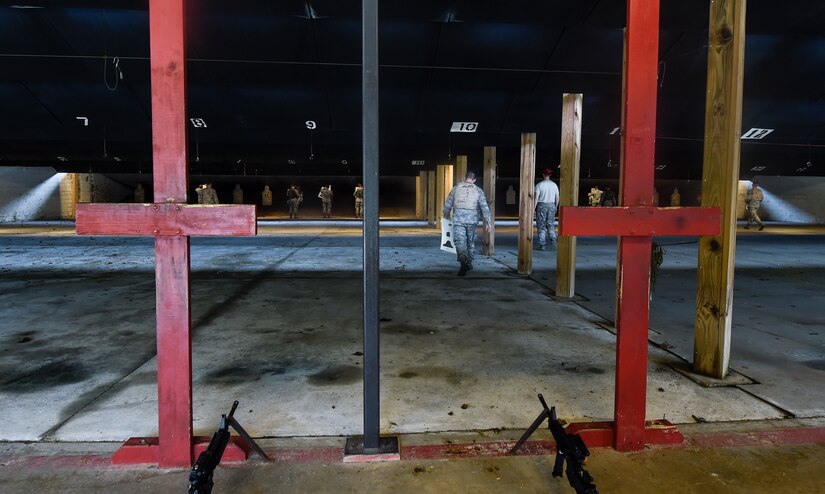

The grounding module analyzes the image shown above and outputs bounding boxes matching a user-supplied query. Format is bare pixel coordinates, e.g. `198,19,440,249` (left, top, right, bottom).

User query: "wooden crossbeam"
559,207,720,237
76,204,257,237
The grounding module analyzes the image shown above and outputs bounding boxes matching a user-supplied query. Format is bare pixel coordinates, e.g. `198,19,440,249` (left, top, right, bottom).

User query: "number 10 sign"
450,122,478,132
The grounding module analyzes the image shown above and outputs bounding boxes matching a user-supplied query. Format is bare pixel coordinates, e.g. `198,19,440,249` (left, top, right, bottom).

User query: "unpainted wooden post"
518,133,536,274
482,146,496,255
415,175,423,219
435,164,454,229
556,94,583,298
694,0,747,379
455,155,468,185
418,170,428,220
427,170,436,226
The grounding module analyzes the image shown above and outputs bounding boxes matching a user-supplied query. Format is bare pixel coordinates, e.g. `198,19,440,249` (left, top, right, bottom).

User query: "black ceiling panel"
0,1,823,177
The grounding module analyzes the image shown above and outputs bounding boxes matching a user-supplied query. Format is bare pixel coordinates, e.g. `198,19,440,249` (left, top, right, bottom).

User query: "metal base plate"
343,436,400,463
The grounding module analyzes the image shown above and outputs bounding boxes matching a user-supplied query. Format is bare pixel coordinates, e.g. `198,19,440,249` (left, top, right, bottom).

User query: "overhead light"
341,160,348,165
741,128,774,140
296,1,326,20
749,166,766,172
288,159,296,165
113,156,122,162
437,7,462,23
76,116,89,126
609,127,621,135
10,5,45,8
305,120,317,130
655,164,667,170
56,156,68,162
189,117,207,128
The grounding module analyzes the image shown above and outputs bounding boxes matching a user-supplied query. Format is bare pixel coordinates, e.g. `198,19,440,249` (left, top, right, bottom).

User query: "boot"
458,263,469,277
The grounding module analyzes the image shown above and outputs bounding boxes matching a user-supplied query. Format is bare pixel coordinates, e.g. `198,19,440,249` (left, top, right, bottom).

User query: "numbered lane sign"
450,122,478,133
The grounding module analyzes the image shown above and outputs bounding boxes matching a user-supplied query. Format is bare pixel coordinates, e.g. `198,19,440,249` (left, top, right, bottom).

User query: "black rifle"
188,401,239,494
509,394,598,494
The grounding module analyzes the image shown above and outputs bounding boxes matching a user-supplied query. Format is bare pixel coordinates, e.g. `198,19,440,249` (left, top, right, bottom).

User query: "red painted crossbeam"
559,206,720,237
76,203,257,237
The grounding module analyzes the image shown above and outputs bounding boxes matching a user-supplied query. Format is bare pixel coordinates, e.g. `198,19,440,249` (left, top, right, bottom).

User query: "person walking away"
353,183,364,219
745,181,765,230
533,168,560,250
442,171,491,277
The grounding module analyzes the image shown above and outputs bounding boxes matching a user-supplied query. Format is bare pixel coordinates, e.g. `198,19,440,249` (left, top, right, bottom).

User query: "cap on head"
543,168,553,177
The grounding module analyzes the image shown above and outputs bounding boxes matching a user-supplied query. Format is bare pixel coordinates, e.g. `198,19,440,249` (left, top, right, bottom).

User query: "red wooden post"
75,0,257,467
558,0,721,452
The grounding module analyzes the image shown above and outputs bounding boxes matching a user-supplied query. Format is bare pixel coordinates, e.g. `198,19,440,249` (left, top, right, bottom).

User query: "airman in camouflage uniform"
745,181,765,230
353,183,364,219
442,170,492,276
318,185,333,218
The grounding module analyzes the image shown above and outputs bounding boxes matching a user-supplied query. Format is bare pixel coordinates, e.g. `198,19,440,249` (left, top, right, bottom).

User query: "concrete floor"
0,220,824,492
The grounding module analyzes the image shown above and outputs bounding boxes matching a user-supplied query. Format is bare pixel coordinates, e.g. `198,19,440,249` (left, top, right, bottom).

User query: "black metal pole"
362,0,380,452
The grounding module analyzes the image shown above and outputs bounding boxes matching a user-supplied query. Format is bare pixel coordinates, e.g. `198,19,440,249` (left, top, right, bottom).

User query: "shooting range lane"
3,222,819,444
520,231,825,419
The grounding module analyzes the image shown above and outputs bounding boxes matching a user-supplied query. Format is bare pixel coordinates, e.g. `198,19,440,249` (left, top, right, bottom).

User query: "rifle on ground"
188,401,238,494
509,394,598,494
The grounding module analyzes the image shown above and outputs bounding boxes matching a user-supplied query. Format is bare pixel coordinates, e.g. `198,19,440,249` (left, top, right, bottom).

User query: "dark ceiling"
1,0,824,179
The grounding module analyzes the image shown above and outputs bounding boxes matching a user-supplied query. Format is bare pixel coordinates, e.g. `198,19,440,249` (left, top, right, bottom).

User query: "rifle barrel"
228,400,239,420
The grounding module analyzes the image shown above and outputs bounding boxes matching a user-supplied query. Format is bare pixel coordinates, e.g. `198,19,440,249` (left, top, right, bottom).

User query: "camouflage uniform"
203,186,219,204
287,187,301,219
745,185,764,230
196,185,219,205
442,182,491,272
318,187,333,218
353,186,364,218
535,202,558,247
534,177,559,249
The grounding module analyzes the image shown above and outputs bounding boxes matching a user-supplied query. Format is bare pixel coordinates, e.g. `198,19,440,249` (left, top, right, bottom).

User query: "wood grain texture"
482,146,496,256
694,0,747,379
149,0,188,203
417,171,428,220
517,133,536,275
76,203,257,236
415,176,423,219
558,206,720,237
615,0,659,452
427,170,436,226
454,155,468,187
435,164,453,229
154,235,193,467
556,94,582,298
